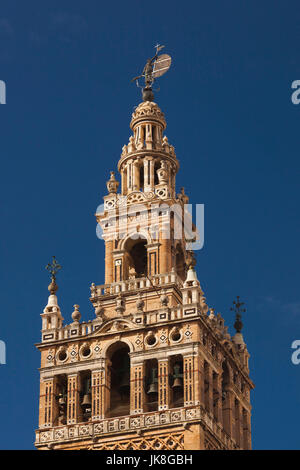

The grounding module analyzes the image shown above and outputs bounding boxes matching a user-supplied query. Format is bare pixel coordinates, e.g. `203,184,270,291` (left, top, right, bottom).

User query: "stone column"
213,372,223,424
158,358,170,410
198,356,205,407
149,159,155,190
121,165,127,195
105,240,114,285
127,159,133,192
235,399,241,447
184,355,195,406
67,373,81,425
132,160,140,191
91,362,108,420
159,228,171,275
223,389,235,439
243,409,252,449
39,377,58,428
207,366,214,415
193,351,203,407
145,123,153,150
130,362,145,414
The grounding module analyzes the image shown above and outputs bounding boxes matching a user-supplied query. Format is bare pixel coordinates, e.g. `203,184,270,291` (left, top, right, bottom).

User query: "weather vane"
131,44,172,101
230,296,246,333
45,256,62,295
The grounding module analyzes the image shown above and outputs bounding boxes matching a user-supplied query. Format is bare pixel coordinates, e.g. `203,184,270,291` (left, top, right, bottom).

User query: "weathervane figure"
131,44,172,101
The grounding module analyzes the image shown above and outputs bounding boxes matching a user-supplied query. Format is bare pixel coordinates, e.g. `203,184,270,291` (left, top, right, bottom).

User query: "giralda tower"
35,48,254,450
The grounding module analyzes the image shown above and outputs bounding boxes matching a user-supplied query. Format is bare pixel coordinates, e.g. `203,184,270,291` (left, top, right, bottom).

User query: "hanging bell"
172,363,183,390
119,374,130,396
172,377,183,390
81,393,91,408
147,367,158,395
147,381,158,395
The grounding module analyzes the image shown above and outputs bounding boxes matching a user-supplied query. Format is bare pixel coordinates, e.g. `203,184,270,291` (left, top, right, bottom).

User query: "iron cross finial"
230,296,246,333
45,256,62,281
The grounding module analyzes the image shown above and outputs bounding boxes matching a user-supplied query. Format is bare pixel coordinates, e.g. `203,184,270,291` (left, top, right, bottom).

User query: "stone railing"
35,405,236,449
91,272,183,298
41,302,201,342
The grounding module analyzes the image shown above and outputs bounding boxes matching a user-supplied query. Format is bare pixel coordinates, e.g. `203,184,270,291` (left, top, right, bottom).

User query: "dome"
130,101,166,130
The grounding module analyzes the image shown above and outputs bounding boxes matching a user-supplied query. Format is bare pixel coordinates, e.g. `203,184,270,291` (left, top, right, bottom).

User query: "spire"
45,256,62,307
231,295,246,346
41,256,63,332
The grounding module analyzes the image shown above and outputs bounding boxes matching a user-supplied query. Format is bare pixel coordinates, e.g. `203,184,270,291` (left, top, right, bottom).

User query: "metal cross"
45,256,62,280
230,296,246,316
230,296,245,333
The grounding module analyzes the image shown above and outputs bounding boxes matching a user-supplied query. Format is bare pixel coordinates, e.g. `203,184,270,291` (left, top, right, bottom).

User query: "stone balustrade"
91,272,183,298
35,405,237,450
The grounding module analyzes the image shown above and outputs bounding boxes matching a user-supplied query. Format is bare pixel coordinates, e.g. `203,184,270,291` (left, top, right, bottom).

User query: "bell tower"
35,52,254,450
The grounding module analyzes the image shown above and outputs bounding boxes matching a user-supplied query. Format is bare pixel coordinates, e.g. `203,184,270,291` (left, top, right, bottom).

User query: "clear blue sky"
0,0,299,450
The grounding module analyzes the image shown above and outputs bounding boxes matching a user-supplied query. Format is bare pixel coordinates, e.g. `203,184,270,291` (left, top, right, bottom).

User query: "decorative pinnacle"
230,296,245,333
186,250,196,270
45,256,62,295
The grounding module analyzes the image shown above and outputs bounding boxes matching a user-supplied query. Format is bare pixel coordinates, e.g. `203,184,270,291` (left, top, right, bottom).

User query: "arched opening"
124,236,147,279
175,244,186,281
107,342,130,417
170,355,184,408
80,370,92,422
144,359,158,412
212,371,219,421
55,374,67,426
154,160,160,186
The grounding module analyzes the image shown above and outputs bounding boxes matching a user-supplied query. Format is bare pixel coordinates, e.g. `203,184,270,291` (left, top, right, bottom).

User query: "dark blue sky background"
0,0,299,449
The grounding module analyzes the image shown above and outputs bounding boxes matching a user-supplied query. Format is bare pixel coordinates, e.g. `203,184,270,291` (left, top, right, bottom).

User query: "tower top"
131,44,172,102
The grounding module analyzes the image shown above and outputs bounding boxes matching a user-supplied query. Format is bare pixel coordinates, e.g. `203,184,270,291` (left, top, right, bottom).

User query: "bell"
58,393,66,406
172,363,183,390
147,367,158,395
172,377,183,390
81,393,91,407
119,374,130,396
147,381,158,395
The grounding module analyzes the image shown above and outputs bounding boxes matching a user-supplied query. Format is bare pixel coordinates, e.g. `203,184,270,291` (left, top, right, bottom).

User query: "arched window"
139,165,144,191
124,236,147,279
107,342,130,418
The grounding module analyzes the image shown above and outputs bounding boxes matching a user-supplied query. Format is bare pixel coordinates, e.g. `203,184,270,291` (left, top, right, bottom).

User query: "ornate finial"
45,256,62,295
230,296,246,333
131,44,171,102
71,304,81,323
186,250,196,270
177,187,189,204
106,171,119,194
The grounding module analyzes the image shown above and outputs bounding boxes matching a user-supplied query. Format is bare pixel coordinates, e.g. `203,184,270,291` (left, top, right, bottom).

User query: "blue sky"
0,0,299,449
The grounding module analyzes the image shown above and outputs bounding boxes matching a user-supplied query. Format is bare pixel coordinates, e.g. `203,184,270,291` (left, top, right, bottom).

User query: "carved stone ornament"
106,171,119,194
